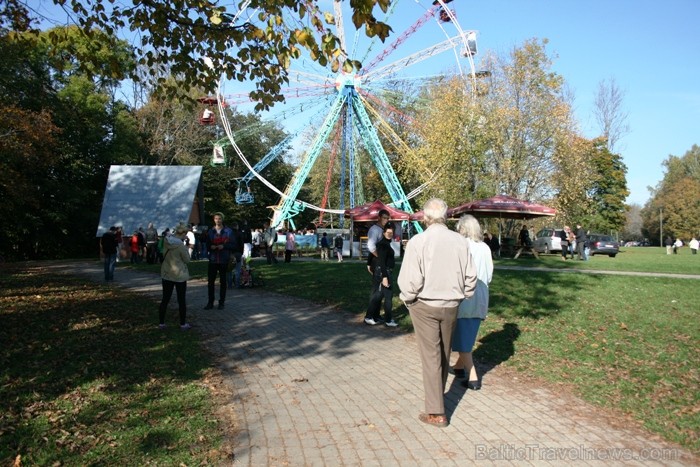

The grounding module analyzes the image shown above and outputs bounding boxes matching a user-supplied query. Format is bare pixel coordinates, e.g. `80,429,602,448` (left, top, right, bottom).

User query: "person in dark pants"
397,198,477,428
227,222,243,288
365,222,398,327
263,221,278,265
205,212,234,310
100,226,118,282
558,227,570,261
284,229,296,263
364,209,390,324
158,224,191,329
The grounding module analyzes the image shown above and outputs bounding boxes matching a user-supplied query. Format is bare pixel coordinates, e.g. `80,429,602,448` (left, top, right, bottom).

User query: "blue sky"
30,0,698,206
465,0,699,205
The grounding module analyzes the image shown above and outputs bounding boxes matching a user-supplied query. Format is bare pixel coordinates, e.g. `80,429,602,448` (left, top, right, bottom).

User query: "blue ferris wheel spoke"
350,91,423,233
272,91,348,228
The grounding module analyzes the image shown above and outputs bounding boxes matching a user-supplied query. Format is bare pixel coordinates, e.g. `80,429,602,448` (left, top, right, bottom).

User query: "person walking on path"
158,225,191,330
205,212,234,310
364,222,398,327
398,198,477,428
451,215,493,390
575,223,588,261
100,226,118,282
263,221,278,265
364,209,391,325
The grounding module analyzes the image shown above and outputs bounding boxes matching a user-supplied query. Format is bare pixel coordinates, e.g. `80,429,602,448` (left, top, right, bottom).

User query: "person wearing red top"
204,212,234,310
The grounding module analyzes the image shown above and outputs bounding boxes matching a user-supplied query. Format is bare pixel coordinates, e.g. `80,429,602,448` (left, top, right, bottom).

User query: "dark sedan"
588,234,620,257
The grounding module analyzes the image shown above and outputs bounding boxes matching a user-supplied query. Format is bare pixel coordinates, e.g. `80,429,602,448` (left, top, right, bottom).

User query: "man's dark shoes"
418,413,448,428
217,302,225,310
204,303,214,310
448,367,466,378
461,379,481,390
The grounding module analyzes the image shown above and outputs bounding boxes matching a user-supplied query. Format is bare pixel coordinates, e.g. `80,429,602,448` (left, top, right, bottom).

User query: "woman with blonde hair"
451,214,493,389
158,224,192,330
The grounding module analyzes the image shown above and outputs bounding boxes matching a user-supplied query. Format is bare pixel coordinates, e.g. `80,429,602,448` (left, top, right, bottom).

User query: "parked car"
588,234,620,257
624,241,639,247
533,228,563,254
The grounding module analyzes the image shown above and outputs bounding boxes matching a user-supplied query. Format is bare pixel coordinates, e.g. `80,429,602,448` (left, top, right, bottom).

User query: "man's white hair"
423,198,447,225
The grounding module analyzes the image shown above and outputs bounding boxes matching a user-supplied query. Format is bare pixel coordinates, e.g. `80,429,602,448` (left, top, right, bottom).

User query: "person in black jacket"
227,222,244,288
100,226,118,282
558,227,569,260
364,222,398,327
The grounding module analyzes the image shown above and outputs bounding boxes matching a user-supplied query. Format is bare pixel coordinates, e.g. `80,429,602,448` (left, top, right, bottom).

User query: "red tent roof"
344,200,411,221
448,195,556,219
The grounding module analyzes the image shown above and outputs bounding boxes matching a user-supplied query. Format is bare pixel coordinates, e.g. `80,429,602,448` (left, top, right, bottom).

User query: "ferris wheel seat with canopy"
212,0,481,230
235,180,254,204
198,95,228,125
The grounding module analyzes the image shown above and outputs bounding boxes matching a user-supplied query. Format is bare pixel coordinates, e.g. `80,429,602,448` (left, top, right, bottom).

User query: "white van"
533,228,563,254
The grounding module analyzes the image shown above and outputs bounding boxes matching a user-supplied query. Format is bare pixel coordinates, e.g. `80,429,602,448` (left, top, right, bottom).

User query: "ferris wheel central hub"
335,72,362,92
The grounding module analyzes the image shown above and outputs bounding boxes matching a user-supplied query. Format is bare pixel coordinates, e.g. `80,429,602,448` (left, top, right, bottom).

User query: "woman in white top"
451,215,494,390
158,224,191,330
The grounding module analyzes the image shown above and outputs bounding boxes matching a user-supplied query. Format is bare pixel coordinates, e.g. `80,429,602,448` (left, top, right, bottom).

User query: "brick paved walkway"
54,261,696,466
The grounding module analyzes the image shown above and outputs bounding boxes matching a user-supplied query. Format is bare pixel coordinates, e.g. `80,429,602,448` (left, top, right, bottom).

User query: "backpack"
334,236,343,248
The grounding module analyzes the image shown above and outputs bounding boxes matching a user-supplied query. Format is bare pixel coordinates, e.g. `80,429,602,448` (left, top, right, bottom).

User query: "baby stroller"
240,265,264,288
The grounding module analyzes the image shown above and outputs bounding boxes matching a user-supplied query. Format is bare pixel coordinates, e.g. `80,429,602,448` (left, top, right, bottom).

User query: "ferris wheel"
214,0,480,229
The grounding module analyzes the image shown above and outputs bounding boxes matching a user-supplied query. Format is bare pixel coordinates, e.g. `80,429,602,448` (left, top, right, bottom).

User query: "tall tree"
408,77,493,207
593,77,629,153
0,27,141,259
2,0,393,108
471,39,575,201
403,39,577,212
621,203,644,242
585,138,629,232
642,145,700,241
550,134,595,223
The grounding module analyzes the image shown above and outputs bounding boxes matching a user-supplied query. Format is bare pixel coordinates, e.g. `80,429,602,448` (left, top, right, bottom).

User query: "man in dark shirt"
100,226,118,282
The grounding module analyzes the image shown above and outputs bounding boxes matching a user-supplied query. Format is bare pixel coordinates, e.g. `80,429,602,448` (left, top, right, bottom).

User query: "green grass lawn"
0,265,228,465
498,246,700,274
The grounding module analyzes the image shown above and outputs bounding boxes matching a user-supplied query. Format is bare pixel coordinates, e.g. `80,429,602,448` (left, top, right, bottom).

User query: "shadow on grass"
0,264,215,465
474,322,521,373
488,267,605,319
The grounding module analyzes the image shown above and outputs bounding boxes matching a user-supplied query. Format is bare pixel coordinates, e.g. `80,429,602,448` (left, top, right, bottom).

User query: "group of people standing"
665,236,698,254
557,224,589,260
319,232,344,262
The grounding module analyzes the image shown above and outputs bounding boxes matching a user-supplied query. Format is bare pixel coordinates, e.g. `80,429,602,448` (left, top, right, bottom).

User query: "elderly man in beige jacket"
398,198,477,428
